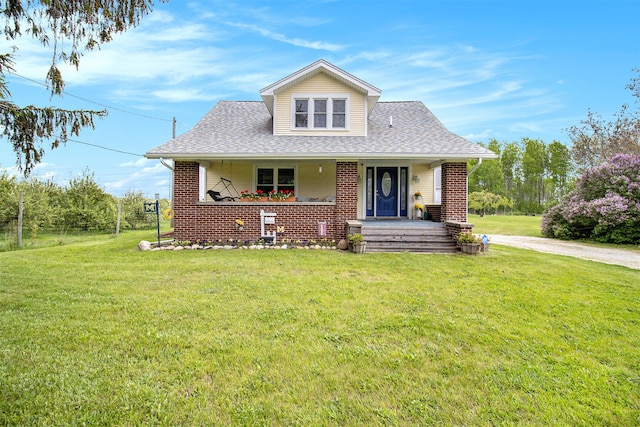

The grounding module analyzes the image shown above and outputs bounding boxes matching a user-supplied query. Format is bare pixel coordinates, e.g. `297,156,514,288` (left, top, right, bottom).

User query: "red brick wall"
441,162,467,222
424,205,441,222
445,221,474,242
173,161,200,238
172,161,354,242
335,161,358,239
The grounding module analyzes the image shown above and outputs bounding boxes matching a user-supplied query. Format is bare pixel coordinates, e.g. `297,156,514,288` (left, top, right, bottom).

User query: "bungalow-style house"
145,60,497,248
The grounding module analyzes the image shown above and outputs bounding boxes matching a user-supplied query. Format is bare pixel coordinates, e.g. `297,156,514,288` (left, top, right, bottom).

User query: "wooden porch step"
360,222,458,253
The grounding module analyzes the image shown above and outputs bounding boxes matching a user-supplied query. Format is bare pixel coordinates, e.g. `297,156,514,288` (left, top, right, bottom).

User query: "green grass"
1,230,639,425
469,214,543,237
0,226,170,252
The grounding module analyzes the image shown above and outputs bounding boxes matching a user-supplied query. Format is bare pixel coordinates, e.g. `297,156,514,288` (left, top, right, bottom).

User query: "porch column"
440,162,467,222
335,161,358,240
173,161,200,240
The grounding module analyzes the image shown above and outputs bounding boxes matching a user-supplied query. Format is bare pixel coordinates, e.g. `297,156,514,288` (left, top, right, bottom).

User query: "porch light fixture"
412,175,420,183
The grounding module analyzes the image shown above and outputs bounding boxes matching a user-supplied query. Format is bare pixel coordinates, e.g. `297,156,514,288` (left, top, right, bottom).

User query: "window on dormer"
293,94,349,130
295,99,308,128
333,99,346,128
314,99,327,128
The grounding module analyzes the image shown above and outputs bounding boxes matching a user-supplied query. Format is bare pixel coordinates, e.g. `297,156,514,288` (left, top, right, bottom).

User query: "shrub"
541,154,640,243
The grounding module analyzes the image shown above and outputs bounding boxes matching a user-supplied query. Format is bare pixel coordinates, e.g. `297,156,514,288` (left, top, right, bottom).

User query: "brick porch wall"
172,161,358,242
440,162,468,222
424,205,441,222
335,161,358,240
173,161,200,238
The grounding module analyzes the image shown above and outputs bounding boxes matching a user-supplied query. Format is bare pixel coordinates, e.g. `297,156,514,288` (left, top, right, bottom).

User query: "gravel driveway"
489,235,640,270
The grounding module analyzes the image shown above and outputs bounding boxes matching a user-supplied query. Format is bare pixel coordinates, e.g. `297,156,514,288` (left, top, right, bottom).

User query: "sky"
1,0,638,199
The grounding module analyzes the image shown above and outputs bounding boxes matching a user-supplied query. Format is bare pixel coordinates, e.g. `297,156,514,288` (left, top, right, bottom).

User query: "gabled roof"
259,59,382,116
145,100,498,161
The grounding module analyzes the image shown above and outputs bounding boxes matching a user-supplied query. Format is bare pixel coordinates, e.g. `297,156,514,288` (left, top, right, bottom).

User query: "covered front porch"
172,160,471,245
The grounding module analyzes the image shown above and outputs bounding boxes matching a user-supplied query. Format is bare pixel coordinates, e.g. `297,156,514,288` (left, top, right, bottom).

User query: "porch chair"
207,177,241,201
207,190,238,202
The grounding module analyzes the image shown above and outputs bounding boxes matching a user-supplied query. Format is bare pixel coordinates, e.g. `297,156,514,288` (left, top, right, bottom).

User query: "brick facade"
171,161,359,242
440,162,468,222
335,161,358,240
172,160,468,242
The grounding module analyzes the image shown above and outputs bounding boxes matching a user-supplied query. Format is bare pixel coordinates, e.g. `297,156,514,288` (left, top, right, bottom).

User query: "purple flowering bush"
541,154,640,243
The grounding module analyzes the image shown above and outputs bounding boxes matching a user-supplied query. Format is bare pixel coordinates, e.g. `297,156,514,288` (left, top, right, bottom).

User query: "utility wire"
8,71,173,122
65,137,143,157
7,71,178,157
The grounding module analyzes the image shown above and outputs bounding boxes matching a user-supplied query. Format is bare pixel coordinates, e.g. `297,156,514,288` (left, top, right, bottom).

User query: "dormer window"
292,94,349,130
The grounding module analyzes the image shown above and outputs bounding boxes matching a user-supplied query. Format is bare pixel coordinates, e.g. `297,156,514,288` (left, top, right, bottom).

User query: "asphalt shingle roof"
145,100,497,160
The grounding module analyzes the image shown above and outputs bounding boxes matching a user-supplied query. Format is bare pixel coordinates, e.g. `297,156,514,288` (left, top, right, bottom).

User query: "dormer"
260,59,381,137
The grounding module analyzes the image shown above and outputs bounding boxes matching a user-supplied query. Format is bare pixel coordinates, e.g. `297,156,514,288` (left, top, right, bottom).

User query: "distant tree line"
470,69,639,218
0,170,169,237
468,137,572,215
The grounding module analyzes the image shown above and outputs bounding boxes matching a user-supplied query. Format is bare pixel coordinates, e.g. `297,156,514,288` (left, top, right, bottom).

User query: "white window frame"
254,165,297,194
434,166,442,205
291,93,350,130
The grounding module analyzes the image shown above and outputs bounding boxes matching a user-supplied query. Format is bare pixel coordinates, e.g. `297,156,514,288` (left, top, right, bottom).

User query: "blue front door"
376,167,397,217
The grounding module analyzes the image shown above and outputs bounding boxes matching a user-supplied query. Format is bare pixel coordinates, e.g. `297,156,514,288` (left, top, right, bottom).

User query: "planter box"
351,242,366,254
460,242,481,255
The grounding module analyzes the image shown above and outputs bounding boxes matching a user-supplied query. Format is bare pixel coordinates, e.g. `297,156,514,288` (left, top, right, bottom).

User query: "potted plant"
414,191,422,200
458,232,482,255
347,233,366,254
414,203,423,220
240,190,258,201
268,189,296,201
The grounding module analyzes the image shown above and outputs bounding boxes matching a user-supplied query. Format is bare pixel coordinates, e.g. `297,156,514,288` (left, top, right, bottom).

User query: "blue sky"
2,0,638,199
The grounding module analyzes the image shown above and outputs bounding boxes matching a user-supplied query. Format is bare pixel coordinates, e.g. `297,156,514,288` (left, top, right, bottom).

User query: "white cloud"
119,158,155,168
104,161,170,197
463,129,494,142
226,22,344,51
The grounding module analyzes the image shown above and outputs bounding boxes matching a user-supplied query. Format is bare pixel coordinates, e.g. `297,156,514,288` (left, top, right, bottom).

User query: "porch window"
434,166,442,204
257,167,295,193
292,94,349,129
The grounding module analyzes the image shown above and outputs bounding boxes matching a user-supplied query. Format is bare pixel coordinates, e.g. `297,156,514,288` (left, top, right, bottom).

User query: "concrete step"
360,223,458,253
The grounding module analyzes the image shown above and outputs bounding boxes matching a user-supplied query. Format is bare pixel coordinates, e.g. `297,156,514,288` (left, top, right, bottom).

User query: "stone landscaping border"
138,239,348,251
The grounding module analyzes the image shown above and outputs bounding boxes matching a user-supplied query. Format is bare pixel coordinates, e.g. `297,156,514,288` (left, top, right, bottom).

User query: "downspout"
160,158,174,171
466,158,482,221
160,158,174,227
467,158,482,176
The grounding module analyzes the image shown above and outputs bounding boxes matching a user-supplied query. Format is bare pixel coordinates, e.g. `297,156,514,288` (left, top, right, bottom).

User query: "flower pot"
460,242,481,255
351,242,366,254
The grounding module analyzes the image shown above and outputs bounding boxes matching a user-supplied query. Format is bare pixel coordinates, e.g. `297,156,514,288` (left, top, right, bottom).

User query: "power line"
65,137,143,157
8,71,174,123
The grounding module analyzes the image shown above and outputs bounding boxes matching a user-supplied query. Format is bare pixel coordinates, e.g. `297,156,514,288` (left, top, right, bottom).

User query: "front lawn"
1,231,638,425
469,213,542,237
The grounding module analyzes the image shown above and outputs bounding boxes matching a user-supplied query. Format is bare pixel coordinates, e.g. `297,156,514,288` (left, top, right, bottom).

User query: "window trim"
291,93,350,130
254,165,297,195
434,166,442,205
